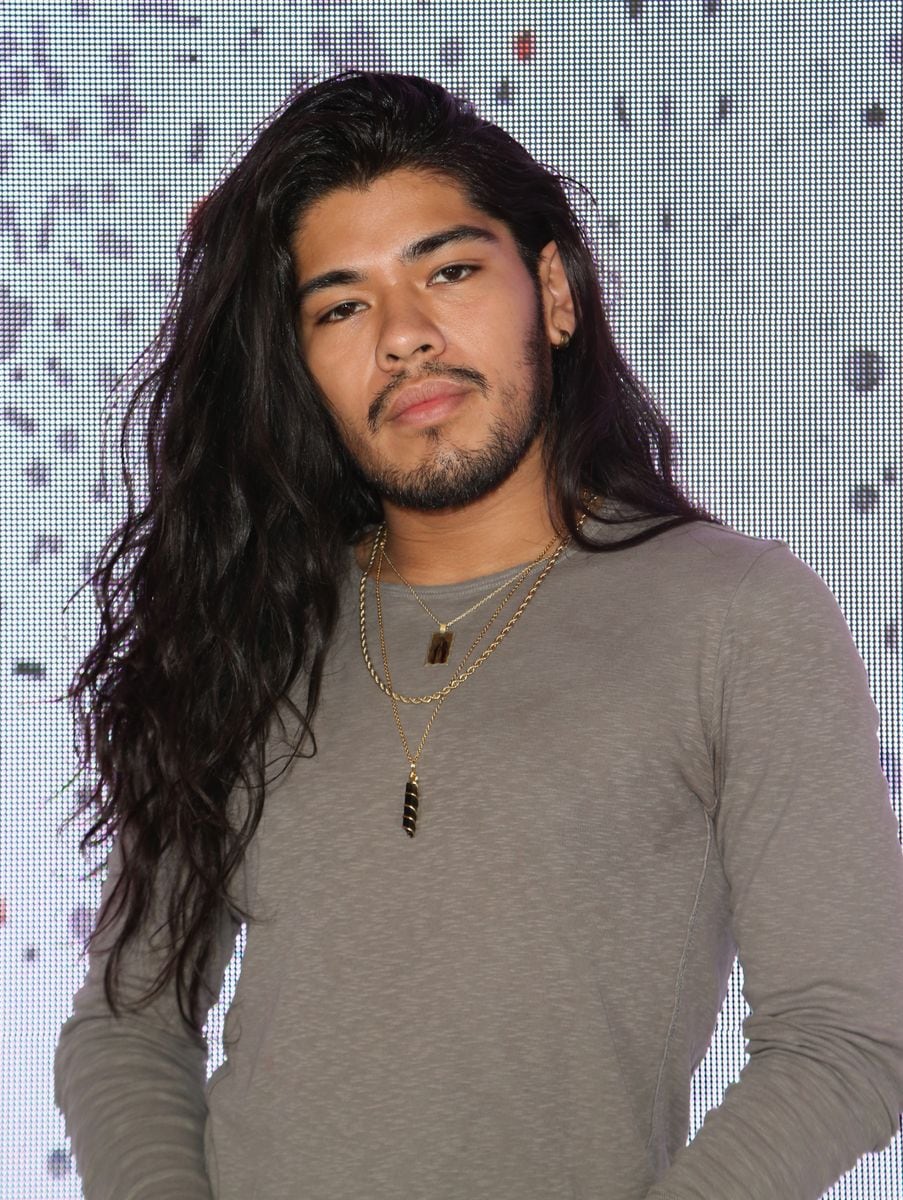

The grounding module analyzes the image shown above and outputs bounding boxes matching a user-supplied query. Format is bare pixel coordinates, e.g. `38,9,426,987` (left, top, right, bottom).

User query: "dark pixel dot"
495,79,512,104
32,533,63,563
101,90,147,138
249,26,262,38
47,1148,72,1179
846,349,884,393
616,95,630,127
97,363,119,391
46,356,72,387
661,209,673,230
10,365,24,380
53,311,69,329
627,0,644,17
92,475,111,502
438,40,464,68
97,227,133,259
886,622,898,651
660,96,672,126
14,661,45,679
23,946,38,962
0,66,31,100
703,0,721,13
864,103,886,127
0,283,33,359
887,33,903,65
187,120,207,164
2,405,36,434
851,483,880,513
116,307,135,327
25,459,50,487
56,426,78,453
718,94,732,119
0,30,19,60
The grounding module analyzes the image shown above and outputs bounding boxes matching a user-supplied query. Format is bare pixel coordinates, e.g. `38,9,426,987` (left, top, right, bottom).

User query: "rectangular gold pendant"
426,628,454,665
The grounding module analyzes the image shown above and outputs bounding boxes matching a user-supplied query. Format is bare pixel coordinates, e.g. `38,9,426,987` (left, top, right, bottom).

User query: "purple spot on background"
187,120,207,163
2,405,35,434
846,349,884,393
439,40,464,68
68,905,94,943
97,227,134,259
32,533,63,563
47,1148,72,1179
851,483,880,513
0,284,32,358
101,91,147,138
24,459,50,488
46,357,72,387
56,427,78,453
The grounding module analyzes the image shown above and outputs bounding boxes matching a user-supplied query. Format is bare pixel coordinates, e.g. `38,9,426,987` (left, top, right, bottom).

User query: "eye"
316,300,365,325
430,262,478,284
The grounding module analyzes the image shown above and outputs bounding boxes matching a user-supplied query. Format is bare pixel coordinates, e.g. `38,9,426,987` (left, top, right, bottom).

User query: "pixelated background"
1,1,900,1196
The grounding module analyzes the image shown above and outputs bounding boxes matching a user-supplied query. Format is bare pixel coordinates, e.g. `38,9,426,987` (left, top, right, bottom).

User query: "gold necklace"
360,525,570,705
366,508,593,836
380,538,556,665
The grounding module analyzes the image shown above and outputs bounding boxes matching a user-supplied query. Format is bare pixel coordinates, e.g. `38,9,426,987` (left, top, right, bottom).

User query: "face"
291,168,574,511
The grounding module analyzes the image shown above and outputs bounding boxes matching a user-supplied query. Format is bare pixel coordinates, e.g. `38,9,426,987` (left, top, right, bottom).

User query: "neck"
358,450,564,586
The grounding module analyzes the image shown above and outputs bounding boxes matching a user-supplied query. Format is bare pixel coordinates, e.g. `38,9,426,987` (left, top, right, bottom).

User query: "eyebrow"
295,223,500,305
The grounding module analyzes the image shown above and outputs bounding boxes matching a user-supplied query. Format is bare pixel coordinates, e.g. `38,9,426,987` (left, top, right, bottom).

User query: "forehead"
291,168,513,272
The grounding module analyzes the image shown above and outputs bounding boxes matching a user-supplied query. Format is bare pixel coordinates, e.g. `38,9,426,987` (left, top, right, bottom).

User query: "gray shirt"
55,515,903,1199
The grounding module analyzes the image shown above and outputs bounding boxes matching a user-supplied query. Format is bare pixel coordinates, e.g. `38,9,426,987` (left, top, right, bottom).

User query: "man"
55,71,903,1199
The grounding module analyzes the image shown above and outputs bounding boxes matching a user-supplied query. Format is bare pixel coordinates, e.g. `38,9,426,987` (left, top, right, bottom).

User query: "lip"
386,379,472,423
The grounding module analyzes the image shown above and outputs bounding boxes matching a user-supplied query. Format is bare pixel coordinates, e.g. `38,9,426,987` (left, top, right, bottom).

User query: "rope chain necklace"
379,541,552,666
361,504,594,836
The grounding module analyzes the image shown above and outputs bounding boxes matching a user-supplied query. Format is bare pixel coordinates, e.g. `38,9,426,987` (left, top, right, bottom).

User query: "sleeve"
646,544,903,1200
54,833,243,1200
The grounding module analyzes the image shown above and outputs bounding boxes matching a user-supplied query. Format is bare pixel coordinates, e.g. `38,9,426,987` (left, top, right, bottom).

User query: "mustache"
367,362,489,433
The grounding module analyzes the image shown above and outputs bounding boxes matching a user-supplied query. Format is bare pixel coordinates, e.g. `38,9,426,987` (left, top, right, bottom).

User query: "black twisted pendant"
402,771,420,837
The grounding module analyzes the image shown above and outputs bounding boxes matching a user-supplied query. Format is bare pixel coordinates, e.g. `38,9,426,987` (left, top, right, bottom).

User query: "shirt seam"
645,811,714,1156
706,541,787,813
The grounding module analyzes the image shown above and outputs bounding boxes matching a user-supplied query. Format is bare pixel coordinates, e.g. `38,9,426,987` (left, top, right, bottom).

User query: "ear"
536,241,576,347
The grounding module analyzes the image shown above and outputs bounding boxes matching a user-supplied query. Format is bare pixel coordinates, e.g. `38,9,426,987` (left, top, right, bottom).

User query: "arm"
647,545,903,1200
54,835,242,1200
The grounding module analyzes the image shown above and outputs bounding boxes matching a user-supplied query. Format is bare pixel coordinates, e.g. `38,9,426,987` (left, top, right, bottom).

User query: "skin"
291,167,576,585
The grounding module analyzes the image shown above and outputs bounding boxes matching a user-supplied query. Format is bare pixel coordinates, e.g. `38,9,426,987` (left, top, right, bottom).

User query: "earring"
553,329,571,351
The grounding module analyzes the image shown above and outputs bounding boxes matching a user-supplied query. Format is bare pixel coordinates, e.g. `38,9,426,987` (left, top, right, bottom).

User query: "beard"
339,303,553,513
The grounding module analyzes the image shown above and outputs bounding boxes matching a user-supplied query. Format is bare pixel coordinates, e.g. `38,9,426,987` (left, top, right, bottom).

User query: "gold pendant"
426,625,454,665
402,769,419,837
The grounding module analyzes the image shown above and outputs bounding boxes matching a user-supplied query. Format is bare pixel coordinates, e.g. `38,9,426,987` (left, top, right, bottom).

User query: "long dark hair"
68,70,718,1031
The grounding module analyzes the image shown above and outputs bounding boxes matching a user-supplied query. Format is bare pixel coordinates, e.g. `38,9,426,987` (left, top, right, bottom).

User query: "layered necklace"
359,504,594,836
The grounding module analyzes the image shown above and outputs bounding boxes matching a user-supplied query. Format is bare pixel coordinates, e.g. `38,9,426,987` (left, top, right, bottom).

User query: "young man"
55,72,903,1199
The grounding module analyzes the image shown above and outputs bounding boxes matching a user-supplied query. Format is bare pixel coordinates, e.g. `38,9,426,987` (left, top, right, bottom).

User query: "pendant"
402,769,419,838
426,625,454,666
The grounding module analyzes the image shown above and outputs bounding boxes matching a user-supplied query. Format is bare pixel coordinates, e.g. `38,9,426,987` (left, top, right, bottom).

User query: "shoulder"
580,511,791,598
576,513,851,644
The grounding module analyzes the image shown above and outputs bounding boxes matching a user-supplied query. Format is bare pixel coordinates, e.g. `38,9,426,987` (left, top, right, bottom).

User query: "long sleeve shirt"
55,516,903,1199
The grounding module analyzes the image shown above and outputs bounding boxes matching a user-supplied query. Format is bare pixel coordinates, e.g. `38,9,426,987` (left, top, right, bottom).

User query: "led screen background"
1,1,900,1196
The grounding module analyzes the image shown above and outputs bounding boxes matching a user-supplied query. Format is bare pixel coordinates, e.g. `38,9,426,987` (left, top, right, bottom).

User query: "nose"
375,288,447,372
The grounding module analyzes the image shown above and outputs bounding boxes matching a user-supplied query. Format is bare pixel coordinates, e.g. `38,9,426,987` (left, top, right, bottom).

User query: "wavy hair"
67,70,718,1031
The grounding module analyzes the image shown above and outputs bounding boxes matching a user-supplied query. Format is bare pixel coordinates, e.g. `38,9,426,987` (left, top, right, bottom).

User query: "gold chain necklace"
365,507,593,835
360,524,570,705
380,541,552,666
